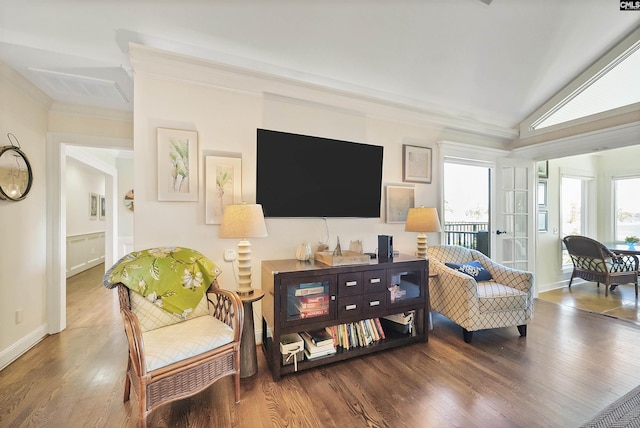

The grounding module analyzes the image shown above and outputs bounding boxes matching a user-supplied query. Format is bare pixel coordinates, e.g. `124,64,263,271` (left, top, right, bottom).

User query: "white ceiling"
1,0,639,130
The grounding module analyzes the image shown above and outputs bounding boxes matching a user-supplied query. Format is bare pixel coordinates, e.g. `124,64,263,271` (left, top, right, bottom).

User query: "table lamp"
405,207,442,258
219,203,268,295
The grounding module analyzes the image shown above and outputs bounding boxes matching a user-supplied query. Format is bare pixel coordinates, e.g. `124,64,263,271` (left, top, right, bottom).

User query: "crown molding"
129,44,518,144
49,102,133,122
1,61,52,109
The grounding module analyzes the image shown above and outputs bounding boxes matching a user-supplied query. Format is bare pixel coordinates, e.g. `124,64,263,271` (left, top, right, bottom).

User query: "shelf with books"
261,255,429,381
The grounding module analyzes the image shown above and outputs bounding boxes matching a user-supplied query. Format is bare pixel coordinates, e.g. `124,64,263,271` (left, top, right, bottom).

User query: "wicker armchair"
106,248,243,427
563,235,639,297
428,245,533,343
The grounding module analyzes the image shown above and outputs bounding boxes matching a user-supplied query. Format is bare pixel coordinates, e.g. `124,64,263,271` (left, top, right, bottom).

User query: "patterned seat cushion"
477,282,528,312
142,315,234,372
130,291,210,332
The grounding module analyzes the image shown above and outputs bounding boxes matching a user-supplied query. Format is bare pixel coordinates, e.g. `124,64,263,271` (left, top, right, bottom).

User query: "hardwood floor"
2,265,640,427
539,280,640,325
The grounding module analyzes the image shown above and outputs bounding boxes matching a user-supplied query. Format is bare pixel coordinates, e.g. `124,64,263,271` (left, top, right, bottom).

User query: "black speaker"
378,235,393,261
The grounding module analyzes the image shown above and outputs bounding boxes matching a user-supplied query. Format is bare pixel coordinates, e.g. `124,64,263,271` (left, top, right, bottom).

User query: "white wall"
0,63,49,368
65,157,106,236
131,47,483,340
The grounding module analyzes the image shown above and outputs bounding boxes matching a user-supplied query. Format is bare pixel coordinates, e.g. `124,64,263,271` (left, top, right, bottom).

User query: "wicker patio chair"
563,235,639,297
105,248,243,427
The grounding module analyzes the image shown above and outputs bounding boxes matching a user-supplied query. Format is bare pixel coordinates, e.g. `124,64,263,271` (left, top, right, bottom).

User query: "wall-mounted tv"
256,129,384,218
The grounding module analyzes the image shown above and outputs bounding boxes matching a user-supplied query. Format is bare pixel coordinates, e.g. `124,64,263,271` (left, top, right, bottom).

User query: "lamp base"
237,288,255,296
416,233,428,259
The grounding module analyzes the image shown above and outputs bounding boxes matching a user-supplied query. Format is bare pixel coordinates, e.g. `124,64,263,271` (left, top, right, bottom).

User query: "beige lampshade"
405,207,442,233
219,204,268,239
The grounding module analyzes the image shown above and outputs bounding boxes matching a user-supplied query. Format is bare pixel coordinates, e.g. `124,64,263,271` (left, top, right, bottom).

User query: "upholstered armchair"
104,247,243,427
563,235,639,297
427,245,534,343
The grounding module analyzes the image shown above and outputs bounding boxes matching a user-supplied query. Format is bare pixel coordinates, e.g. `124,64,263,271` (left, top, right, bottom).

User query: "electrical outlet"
224,249,237,261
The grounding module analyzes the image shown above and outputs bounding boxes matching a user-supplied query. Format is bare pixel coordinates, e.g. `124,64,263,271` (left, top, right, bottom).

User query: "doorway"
443,161,491,256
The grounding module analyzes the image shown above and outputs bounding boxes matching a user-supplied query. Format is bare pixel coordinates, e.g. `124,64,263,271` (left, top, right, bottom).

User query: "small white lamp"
405,207,442,258
219,203,268,295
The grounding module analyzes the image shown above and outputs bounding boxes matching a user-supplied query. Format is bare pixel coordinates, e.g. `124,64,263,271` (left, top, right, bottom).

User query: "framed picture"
537,160,549,178
89,192,98,220
99,195,106,220
386,185,415,223
403,145,432,183
538,210,548,232
538,180,547,208
205,155,242,224
157,128,198,201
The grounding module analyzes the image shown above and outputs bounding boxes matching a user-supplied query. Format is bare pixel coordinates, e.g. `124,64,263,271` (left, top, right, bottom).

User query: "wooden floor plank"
2,265,640,427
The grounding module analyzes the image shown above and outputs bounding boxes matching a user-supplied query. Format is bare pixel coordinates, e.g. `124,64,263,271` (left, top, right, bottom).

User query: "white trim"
46,133,132,334
520,27,640,138
0,324,48,371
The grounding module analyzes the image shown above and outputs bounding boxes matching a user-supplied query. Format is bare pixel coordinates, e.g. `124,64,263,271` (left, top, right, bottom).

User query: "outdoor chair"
103,247,243,427
563,235,639,297
427,245,533,343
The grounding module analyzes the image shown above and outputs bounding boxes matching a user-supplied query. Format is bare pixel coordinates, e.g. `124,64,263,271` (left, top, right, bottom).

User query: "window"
614,176,640,242
561,176,590,266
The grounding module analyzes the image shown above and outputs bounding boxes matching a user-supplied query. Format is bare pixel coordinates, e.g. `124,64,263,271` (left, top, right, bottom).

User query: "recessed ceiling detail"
27,67,129,104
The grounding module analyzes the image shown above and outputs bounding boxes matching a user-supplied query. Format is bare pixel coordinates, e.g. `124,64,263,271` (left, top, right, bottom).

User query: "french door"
493,158,536,271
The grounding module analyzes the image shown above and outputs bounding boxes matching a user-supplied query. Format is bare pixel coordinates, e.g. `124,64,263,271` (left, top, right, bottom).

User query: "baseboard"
0,324,48,371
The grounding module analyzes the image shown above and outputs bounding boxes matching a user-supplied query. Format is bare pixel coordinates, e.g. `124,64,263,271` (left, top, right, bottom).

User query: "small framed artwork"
386,185,415,223
538,180,547,208
89,192,98,220
403,144,432,184
205,155,242,224
157,128,198,201
99,195,106,220
538,210,548,232
537,160,549,178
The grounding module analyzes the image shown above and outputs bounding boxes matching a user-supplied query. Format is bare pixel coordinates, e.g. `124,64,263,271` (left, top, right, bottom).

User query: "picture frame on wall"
157,128,198,201
386,185,415,223
538,180,547,208
538,210,548,232
205,155,242,224
99,195,106,220
537,160,549,178
403,144,432,183
89,192,98,220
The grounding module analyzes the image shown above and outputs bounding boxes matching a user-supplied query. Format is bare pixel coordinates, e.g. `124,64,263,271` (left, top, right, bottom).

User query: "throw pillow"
444,261,493,282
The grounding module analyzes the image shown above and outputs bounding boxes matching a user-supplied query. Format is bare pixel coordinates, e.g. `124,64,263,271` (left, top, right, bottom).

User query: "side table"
239,289,265,378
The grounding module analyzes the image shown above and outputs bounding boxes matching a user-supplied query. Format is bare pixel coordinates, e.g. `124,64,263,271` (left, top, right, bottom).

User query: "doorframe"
438,140,509,258
46,132,132,334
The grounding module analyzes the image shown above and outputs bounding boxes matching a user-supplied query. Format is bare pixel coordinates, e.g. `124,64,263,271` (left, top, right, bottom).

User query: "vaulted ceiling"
1,1,639,132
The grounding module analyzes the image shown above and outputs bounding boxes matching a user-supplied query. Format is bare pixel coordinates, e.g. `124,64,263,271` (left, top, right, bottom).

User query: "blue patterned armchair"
427,245,534,343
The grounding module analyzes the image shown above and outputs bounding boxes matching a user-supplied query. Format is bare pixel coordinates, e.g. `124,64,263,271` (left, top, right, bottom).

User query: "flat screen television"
256,129,384,218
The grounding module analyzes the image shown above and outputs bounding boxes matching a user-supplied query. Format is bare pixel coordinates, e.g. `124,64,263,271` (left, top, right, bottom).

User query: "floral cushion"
104,247,221,317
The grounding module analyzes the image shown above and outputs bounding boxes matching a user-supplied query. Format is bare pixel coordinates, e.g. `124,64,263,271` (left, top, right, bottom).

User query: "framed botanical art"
386,185,415,223
89,192,98,220
538,180,547,208
205,155,242,224
157,128,198,201
403,144,432,184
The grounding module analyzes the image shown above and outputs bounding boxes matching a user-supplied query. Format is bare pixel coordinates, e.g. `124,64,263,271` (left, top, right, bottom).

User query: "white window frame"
559,169,595,270
611,173,640,242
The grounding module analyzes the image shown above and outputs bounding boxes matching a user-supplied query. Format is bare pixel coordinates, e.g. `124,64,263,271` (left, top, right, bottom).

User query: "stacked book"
288,282,329,319
331,318,385,351
301,328,336,360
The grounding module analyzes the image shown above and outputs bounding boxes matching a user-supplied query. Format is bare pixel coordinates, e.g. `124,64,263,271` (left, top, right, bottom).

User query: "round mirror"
0,146,33,201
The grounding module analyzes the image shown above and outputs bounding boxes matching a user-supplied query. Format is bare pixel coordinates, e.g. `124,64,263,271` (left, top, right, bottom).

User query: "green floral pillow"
104,247,221,318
